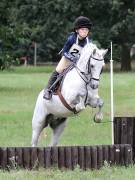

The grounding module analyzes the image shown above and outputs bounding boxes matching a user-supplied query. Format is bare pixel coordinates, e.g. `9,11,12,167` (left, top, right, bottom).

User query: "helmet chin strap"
76,34,79,44
76,34,84,44
76,34,89,45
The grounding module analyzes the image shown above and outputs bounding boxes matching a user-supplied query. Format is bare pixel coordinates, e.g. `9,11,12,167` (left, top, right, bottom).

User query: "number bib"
69,44,83,58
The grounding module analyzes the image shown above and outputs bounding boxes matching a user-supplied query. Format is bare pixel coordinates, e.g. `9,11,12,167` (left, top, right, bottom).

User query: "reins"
56,53,104,114
74,54,104,85
56,87,78,114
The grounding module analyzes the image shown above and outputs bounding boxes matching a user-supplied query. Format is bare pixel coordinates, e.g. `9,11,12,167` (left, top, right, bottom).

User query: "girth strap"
56,88,78,114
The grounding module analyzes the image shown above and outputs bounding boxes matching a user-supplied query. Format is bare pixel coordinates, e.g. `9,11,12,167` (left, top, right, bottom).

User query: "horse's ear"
102,49,108,56
93,49,96,55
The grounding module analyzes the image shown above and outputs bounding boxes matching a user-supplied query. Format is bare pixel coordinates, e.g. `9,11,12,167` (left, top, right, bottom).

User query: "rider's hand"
64,52,79,63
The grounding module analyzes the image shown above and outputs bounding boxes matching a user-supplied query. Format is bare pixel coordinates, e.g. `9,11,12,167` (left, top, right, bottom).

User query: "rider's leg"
56,56,71,72
43,56,71,100
43,71,59,100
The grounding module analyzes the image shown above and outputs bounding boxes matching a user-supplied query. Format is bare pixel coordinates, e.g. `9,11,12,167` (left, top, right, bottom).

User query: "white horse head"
77,43,108,89
31,42,108,147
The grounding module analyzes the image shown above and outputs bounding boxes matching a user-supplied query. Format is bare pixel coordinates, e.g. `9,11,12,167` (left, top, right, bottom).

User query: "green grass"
1,65,55,74
0,68,135,146
0,66,135,179
0,70,112,146
0,165,135,180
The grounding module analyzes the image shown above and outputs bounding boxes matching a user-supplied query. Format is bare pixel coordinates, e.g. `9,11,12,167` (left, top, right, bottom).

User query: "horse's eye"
91,65,94,68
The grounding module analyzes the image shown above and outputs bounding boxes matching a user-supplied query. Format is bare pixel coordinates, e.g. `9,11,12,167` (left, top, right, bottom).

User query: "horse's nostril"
94,85,98,89
90,83,98,89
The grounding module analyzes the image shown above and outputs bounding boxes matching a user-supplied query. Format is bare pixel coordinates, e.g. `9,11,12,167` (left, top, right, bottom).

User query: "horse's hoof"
93,112,103,123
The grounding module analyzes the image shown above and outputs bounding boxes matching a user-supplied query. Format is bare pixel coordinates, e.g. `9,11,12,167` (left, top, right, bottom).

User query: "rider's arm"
63,52,78,63
62,33,78,63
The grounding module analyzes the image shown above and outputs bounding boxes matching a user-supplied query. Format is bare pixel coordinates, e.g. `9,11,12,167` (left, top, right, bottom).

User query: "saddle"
53,63,78,114
53,63,75,93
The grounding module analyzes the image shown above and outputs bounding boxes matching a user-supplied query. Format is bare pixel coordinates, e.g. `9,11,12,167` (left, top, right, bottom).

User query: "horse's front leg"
86,86,104,123
75,95,86,112
93,98,104,123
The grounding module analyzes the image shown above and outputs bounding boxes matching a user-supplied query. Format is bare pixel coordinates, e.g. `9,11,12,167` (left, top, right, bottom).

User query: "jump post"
114,116,135,161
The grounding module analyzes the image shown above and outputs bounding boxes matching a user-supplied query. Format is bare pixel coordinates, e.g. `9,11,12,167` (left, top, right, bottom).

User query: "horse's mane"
82,42,97,56
78,42,98,64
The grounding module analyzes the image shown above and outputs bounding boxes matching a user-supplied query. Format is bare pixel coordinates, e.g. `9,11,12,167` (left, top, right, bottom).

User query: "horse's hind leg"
31,118,46,147
49,118,67,146
32,115,47,147
32,128,42,147
31,92,47,147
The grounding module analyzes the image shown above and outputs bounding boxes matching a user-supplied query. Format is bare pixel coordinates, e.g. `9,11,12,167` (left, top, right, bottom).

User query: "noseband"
75,54,104,84
87,55,104,81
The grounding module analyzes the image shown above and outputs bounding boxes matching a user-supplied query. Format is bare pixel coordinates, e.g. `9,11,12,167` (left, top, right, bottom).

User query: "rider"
43,16,92,100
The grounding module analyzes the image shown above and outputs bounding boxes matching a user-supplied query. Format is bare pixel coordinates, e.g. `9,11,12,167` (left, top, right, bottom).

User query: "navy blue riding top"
61,32,91,62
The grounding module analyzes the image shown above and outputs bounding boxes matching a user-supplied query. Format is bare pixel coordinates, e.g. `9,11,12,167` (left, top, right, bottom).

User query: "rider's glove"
63,52,79,63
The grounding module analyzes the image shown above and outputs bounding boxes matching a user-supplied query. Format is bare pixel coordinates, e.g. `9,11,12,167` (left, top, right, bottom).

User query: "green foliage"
0,0,135,70
0,25,19,69
110,0,135,70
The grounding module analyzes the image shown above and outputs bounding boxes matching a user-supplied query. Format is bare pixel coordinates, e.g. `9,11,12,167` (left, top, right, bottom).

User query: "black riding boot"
43,71,59,100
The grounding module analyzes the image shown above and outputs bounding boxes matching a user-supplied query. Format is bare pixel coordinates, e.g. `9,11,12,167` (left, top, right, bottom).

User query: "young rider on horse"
43,16,92,100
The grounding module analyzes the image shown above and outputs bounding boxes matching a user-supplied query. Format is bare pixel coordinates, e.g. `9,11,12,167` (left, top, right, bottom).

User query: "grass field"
0,66,135,179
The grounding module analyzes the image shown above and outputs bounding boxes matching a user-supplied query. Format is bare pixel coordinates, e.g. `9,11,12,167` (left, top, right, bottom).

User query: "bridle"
74,53,104,105
56,52,104,114
75,54,104,85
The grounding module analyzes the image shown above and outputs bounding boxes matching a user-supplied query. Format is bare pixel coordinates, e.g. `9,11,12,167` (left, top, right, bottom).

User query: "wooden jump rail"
114,116,135,161
0,144,132,170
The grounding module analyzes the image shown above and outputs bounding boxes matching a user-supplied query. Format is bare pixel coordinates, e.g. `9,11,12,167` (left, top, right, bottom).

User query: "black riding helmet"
74,16,92,30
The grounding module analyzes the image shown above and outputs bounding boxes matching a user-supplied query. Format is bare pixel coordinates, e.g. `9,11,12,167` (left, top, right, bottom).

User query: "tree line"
0,0,135,71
